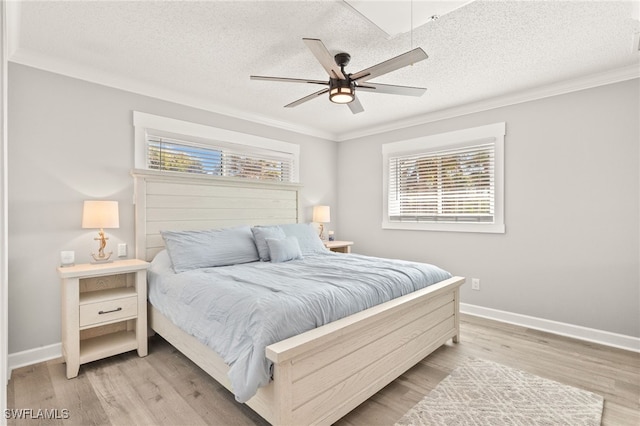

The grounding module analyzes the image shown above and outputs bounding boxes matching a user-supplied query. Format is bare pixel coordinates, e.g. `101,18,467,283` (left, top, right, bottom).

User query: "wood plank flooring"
7,314,640,425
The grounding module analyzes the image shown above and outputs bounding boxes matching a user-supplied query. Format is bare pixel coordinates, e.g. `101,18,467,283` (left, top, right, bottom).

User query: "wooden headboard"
132,169,302,261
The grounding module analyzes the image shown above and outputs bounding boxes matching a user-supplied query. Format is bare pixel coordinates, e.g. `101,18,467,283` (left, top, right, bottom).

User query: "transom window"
134,112,299,183
382,123,505,233
147,136,294,182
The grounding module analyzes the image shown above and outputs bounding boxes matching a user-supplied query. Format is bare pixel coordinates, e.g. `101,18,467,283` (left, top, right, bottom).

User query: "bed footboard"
150,276,463,425
265,276,464,425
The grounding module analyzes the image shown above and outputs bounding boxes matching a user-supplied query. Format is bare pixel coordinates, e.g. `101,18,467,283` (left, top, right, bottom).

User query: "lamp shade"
82,200,120,229
313,205,331,223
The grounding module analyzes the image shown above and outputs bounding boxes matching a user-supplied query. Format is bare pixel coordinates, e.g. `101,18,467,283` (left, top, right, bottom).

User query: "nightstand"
324,240,354,253
57,259,149,379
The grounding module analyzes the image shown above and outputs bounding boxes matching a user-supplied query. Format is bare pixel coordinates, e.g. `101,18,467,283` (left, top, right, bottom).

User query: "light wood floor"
7,314,640,425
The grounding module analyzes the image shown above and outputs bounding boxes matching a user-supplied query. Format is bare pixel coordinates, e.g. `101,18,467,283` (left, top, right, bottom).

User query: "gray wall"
7,62,639,355
337,79,640,338
7,63,337,354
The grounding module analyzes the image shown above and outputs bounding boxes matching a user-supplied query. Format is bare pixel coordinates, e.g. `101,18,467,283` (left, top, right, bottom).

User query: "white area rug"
395,358,603,426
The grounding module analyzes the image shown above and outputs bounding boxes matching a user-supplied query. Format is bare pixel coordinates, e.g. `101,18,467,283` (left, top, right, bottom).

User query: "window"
382,123,505,233
133,112,299,183
146,136,294,182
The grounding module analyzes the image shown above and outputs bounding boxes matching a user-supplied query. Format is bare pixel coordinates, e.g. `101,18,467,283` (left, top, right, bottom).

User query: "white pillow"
251,226,286,261
161,226,259,273
278,223,329,255
266,236,303,263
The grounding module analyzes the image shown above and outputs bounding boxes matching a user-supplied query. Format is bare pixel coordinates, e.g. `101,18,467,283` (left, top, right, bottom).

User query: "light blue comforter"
148,250,451,402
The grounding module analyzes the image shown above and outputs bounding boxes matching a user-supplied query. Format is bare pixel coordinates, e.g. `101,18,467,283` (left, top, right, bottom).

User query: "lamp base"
90,251,114,264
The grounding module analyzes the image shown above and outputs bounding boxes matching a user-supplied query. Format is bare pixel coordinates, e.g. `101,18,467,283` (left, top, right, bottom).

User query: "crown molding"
8,47,338,142
337,64,640,141
5,0,639,143
7,44,638,144
3,1,335,141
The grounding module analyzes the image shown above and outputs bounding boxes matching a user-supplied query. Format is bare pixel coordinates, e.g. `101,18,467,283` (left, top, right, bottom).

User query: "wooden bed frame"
132,169,464,425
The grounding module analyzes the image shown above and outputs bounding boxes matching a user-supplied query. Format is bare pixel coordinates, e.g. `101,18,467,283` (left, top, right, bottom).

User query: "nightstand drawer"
79,296,137,327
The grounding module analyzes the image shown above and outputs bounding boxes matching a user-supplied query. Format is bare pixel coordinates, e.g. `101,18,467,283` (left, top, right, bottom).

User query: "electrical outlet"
471,278,480,291
117,243,127,258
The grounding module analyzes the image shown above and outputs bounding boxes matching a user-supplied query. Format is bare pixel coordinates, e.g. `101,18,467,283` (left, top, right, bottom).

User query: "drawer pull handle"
98,307,123,315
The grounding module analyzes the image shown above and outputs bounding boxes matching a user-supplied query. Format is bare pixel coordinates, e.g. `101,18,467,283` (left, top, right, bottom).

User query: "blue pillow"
251,226,286,261
161,226,259,273
278,223,329,255
266,236,303,263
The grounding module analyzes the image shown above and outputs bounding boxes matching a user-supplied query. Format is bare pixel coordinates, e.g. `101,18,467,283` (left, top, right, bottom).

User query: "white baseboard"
7,306,639,376
461,303,640,353
7,343,61,379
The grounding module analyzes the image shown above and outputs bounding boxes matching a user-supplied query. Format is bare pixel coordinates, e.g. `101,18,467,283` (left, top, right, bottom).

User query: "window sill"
382,221,505,234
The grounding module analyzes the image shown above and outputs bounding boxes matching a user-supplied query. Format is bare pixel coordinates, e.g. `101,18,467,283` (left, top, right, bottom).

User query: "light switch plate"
117,243,127,257
60,251,75,267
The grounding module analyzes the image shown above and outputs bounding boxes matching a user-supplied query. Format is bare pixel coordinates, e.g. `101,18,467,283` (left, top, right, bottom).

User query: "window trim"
382,122,505,233
133,112,300,182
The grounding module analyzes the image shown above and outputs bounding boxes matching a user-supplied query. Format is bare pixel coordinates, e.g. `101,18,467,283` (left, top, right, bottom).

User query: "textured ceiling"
8,0,640,140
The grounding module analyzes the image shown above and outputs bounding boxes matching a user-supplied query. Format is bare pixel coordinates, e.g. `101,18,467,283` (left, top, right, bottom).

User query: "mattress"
148,250,452,402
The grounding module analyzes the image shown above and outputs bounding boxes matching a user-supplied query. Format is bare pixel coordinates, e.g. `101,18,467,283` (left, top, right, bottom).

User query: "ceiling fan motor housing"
334,52,351,68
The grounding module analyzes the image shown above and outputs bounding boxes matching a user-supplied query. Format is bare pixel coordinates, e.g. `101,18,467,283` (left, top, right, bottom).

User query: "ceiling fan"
250,38,428,114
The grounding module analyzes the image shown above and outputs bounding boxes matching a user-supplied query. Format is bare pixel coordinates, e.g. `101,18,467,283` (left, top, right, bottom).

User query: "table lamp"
82,200,119,263
313,205,331,240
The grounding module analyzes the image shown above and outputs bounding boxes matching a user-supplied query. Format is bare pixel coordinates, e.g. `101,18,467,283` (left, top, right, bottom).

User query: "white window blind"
147,136,294,182
388,142,495,223
382,122,505,233
133,112,300,183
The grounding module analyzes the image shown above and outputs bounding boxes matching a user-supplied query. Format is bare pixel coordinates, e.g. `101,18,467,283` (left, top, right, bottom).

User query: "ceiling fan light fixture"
329,79,355,104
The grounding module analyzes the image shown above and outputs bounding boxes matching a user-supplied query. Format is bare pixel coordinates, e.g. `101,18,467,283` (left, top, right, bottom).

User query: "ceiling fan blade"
284,88,330,108
303,38,346,80
250,75,328,86
351,47,428,83
348,96,364,114
357,82,427,97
